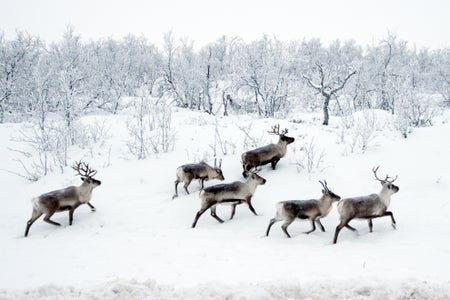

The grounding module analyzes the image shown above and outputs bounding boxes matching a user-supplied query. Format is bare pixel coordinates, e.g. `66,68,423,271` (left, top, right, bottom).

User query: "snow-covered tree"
239,36,294,117
0,31,41,122
302,40,357,125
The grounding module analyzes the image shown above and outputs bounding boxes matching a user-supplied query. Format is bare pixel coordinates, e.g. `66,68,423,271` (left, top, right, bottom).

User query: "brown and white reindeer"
173,159,225,199
191,171,266,228
241,124,295,177
333,166,399,244
24,161,102,237
266,180,341,238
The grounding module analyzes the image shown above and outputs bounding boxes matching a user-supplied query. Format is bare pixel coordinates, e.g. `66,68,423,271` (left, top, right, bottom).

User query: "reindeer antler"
268,124,280,135
319,180,329,192
372,166,397,183
386,175,398,184
72,161,97,178
268,124,288,136
372,166,386,182
214,158,223,169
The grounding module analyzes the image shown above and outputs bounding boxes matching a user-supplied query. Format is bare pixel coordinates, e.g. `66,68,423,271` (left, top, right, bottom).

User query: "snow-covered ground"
0,109,449,299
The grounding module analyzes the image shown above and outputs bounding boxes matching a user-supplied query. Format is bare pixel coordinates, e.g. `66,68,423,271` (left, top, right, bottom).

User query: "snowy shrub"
184,149,212,164
337,113,355,144
394,111,413,138
294,138,326,173
127,93,175,159
151,101,175,153
9,119,73,180
209,118,237,156
394,92,439,138
347,110,379,153
85,119,111,146
237,122,268,150
126,95,151,159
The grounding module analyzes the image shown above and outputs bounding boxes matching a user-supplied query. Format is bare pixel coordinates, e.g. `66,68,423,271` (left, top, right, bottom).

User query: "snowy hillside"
0,109,449,299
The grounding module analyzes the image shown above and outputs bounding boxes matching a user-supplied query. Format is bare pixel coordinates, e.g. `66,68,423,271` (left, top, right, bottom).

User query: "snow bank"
1,279,448,300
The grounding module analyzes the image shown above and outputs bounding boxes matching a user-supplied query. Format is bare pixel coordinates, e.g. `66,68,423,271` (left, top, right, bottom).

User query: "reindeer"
241,124,295,177
333,166,399,244
266,180,341,238
24,161,102,237
191,171,266,228
173,159,225,199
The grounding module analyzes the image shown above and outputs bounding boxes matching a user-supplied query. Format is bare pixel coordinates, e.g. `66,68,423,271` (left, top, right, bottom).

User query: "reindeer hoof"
392,223,397,229
91,208,96,212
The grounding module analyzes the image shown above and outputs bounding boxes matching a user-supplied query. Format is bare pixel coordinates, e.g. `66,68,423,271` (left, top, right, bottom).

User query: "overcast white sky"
1,0,449,49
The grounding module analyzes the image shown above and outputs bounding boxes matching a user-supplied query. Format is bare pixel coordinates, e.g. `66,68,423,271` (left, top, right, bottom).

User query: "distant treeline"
1,28,449,123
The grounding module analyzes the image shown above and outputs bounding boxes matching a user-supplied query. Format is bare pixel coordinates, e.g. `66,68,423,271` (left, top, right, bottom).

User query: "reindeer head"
268,124,295,145
373,166,399,194
72,161,102,187
213,158,225,181
319,180,341,202
245,169,267,185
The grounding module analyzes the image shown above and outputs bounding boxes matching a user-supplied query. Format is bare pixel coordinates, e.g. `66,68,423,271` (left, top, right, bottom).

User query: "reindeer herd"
24,124,400,244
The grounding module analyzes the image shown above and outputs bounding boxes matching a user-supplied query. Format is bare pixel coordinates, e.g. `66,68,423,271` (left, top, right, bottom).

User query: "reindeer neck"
276,138,288,155
378,187,392,207
79,181,94,200
245,178,259,193
319,194,334,208
320,194,333,204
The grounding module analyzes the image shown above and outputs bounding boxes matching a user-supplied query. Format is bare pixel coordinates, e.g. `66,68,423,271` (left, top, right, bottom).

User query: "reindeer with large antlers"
333,166,399,244
266,180,341,238
24,161,102,237
241,124,295,177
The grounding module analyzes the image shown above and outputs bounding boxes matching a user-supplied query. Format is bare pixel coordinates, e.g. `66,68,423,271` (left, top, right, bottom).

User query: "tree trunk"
322,95,331,125
222,92,228,116
0,102,4,123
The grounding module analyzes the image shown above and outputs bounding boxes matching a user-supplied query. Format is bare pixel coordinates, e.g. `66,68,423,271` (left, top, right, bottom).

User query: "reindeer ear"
81,177,86,182
322,189,326,194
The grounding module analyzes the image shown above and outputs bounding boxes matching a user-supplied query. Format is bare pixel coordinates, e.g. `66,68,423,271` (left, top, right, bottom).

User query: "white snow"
0,109,449,299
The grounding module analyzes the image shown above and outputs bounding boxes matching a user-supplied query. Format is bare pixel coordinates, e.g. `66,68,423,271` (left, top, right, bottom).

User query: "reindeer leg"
173,180,180,199
43,212,61,226
200,178,206,189
304,219,317,234
69,204,82,225
24,210,43,237
266,218,279,236
333,218,352,244
271,158,280,170
184,178,192,195
368,219,373,232
316,217,326,232
246,197,258,216
69,208,75,225
230,204,237,220
384,211,396,229
192,201,214,228
345,224,358,231
86,202,96,212
210,206,224,223
281,219,294,238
